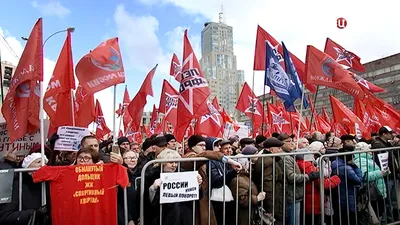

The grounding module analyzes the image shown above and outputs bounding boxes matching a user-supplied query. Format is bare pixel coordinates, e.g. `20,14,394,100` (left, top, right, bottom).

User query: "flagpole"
251,70,255,137
296,84,306,149
261,84,266,136
118,112,124,136
112,85,117,143
309,86,320,130
71,91,75,126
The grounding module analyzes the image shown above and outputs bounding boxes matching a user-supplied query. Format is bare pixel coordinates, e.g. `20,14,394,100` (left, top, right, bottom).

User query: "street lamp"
21,26,75,46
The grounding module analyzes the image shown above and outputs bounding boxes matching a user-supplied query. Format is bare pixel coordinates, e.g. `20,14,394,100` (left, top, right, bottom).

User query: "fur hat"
188,135,206,148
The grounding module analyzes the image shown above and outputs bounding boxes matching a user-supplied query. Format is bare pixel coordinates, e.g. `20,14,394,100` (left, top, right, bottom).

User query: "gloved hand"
49,133,60,150
257,192,266,201
308,171,320,181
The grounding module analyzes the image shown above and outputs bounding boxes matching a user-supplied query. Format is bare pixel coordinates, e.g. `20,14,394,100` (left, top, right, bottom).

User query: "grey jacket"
281,155,309,203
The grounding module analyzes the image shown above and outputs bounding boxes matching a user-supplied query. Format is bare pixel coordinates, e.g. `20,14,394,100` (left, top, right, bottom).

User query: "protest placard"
0,169,14,204
160,171,199,204
378,152,389,172
54,126,90,151
0,120,49,160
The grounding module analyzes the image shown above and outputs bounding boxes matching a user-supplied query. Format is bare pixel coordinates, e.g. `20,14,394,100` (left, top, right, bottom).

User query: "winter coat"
207,160,236,190
180,150,225,225
143,166,194,225
282,155,307,203
0,173,45,225
117,168,139,225
331,158,363,212
253,151,285,221
230,172,259,225
296,159,341,215
354,153,387,198
371,137,399,179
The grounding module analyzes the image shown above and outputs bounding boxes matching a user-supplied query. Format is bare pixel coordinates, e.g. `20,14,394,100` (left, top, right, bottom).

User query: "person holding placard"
144,149,202,225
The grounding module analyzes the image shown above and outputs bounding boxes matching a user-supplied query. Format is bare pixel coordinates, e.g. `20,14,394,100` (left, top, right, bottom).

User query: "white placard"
160,171,199,204
0,120,49,159
223,123,249,139
377,152,389,172
54,126,90,151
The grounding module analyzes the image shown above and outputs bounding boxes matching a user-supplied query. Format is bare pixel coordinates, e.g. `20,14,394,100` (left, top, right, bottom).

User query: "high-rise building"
199,11,245,117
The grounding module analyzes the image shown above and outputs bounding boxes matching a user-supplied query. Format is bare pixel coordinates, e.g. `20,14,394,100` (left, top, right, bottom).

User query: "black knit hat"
255,135,267,145
188,135,206,148
164,134,176,143
152,136,168,147
142,138,153,151
117,137,130,146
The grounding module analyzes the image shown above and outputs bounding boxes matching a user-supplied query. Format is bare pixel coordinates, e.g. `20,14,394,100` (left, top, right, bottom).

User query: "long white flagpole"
112,85,117,143
71,90,75,126
296,84,305,150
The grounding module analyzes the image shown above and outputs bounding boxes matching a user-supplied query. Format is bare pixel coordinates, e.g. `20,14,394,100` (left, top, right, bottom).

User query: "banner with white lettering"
223,122,249,139
54,126,90,151
0,120,49,160
0,169,14,204
160,171,199,204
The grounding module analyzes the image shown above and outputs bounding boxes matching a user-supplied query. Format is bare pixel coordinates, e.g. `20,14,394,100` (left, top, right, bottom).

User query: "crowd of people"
0,126,400,225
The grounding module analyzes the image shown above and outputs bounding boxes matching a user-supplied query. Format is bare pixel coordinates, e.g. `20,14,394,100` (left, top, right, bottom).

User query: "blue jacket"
331,158,363,212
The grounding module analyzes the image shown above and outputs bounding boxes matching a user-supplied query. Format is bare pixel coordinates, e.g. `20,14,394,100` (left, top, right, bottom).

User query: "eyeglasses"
77,156,92,162
123,156,137,161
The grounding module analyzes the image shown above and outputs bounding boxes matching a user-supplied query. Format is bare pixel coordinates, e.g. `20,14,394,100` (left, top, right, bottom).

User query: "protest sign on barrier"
160,171,199,204
0,169,14,204
54,126,90,151
0,120,49,160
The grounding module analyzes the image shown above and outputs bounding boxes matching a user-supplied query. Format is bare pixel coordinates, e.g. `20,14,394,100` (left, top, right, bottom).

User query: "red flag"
95,99,111,139
128,65,158,131
315,114,331,133
115,86,132,131
365,94,400,129
159,80,178,129
321,107,331,125
236,82,263,129
74,85,95,127
329,95,369,138
175,30,211,141
147,105,161,136
254,25,316,92
169,53,182,82
1,18,43,142
305,45,365,100
75,37,125,95
44,30,75,131
324,38,365,72
195,101,223,137
267,103,291,134
352,73,386,93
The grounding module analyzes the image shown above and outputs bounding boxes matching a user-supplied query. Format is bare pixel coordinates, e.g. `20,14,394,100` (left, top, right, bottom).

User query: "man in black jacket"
372,126,398,221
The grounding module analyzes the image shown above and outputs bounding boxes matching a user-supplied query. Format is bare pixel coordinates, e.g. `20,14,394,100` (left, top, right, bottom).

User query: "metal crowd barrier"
138,147,400,225
8,146,400,225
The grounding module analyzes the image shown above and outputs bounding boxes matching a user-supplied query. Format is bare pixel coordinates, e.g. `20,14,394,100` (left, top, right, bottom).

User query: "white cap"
22,153,48,168
383,126,392,132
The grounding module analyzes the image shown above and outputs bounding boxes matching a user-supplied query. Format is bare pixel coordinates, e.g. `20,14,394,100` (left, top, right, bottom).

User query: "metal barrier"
139,151,320,225
6,146,400,225
318,146,400,225
138,147,400,225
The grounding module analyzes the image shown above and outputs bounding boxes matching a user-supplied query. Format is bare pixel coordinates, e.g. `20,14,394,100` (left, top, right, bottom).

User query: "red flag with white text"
175,30,211,141
236,82,263,129
169,53,182,82
75,37,125,95
324,38,365,72
44,30,75,132
1,18,43,142
159,80,179,129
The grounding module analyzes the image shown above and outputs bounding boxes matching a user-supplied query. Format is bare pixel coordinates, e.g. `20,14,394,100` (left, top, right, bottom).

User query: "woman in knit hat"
0,152,50,225
180,135,242,225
